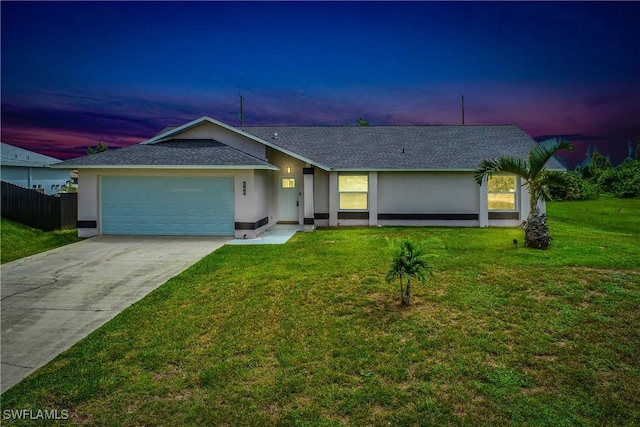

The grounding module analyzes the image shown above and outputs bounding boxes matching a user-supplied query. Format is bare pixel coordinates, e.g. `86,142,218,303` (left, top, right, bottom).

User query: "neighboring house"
54,116,565,238
1,142,72,195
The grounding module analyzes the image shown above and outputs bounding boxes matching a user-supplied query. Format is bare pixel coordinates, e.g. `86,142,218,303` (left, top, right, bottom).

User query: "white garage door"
101,176,234,235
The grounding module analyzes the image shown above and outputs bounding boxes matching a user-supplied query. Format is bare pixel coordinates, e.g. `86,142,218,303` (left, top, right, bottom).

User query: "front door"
278,176,299,223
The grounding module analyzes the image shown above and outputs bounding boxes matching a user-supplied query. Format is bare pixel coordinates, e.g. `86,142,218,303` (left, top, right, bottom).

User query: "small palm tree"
386,238,438,306
474,139,574,249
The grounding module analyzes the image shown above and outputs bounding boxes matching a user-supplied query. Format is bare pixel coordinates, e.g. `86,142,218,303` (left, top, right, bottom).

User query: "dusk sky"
2,1,639,167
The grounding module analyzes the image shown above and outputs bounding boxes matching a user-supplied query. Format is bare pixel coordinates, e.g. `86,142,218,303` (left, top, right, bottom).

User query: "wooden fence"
1,181,78,231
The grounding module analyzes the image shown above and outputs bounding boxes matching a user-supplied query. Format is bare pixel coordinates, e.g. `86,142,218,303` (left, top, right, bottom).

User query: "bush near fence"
1,181,77,231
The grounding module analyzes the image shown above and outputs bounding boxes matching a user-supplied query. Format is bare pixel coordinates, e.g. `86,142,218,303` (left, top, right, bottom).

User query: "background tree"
563,142,640,199
87,142,108,155
474,139,575,249
386,238,439,306
576,147,612,183
548,170,599,201
597,158,640,198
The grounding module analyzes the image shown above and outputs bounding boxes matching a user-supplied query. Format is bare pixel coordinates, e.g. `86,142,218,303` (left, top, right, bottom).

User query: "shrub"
598,159,640,198
549,171,599,201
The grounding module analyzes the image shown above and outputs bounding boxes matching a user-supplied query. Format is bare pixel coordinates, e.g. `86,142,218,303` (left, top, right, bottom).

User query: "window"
281,178,296,189
488,175,517,210
339,174,368,210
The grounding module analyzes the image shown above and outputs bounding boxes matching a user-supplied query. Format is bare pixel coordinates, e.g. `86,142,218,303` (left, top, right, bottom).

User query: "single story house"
1,142,72,195
54,116,564,238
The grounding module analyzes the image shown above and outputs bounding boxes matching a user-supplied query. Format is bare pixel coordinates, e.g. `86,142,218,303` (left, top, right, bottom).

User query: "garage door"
101,176,234,235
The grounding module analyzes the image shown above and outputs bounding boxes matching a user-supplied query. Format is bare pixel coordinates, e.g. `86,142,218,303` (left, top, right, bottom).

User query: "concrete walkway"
226,224,302,245
1,235,228,394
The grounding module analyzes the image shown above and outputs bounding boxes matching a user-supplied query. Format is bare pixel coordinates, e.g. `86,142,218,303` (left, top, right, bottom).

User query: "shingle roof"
54,118,566,172
56,139,276,169
242,125,566,171
1,142,62,167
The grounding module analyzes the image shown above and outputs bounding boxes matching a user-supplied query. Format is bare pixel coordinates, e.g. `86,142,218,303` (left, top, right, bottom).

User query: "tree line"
551,140,640,200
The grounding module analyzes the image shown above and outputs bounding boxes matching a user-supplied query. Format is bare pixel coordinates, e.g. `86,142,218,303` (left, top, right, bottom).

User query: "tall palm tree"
474,139,574,249
386,238,436,306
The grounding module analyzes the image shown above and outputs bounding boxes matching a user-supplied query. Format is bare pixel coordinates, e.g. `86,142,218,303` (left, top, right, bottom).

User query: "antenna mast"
239,94,244,127
461,94,465,125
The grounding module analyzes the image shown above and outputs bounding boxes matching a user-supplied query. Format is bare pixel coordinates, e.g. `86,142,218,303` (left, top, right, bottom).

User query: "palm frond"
528,139,573,180
474,156,529,185
541,170,577,188
538,170,579,202
527,170,577,207
386,238,439,285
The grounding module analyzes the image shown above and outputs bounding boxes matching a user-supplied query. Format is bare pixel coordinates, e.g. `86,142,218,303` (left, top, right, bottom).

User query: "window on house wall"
339,174,368,210
488,175,517,210
282,178,296,188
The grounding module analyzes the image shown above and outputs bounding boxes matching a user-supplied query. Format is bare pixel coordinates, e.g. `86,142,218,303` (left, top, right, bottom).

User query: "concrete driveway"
1,235,229,394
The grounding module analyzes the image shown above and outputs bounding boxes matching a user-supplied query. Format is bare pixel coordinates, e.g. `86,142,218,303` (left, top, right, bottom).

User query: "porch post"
519,177,530,221
479,179,489,227
303,168,315,232
329,172,338,227
369,171,378,226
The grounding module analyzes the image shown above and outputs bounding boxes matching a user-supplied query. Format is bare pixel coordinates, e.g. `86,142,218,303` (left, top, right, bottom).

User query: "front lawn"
0,218,83,264
1,199,639,425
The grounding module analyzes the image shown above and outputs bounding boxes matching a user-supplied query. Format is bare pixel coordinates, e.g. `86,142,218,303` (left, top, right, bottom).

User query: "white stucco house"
1,142,72,195
54,116,565,238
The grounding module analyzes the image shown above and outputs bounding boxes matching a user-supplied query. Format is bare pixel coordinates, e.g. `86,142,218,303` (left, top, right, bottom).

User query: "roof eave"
144,116,332,171
273,152,330,171
141,116,219,144
52,164,280,171
330,167,478,172
2,162,60,168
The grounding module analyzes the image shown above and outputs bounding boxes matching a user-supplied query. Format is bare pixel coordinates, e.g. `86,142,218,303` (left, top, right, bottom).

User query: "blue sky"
1,1,639,166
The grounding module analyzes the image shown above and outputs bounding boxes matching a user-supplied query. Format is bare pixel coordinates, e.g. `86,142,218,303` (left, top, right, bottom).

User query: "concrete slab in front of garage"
1,235,228,394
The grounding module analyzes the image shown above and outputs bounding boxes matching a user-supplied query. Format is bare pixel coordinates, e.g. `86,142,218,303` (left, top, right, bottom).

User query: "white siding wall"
378,172,478,214
253,169,276,233
233,169,258,231
266,148,305,176
77,171,99,237
313,169,330,226
175,122,266,159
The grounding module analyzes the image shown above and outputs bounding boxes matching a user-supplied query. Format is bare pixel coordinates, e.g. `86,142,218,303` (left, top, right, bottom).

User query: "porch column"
329,172,338,227
303,168,315,232
479,179,488,227
78,171,99,237
369,171,378,226
519,177,530,221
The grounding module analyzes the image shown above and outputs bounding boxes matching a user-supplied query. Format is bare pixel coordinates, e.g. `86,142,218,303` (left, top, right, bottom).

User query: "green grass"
2,199,639,425
550,195,640,236
1,218,83,264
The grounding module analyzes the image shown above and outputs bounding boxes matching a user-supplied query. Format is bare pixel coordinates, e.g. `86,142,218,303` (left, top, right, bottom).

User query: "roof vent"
273,132,279,139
